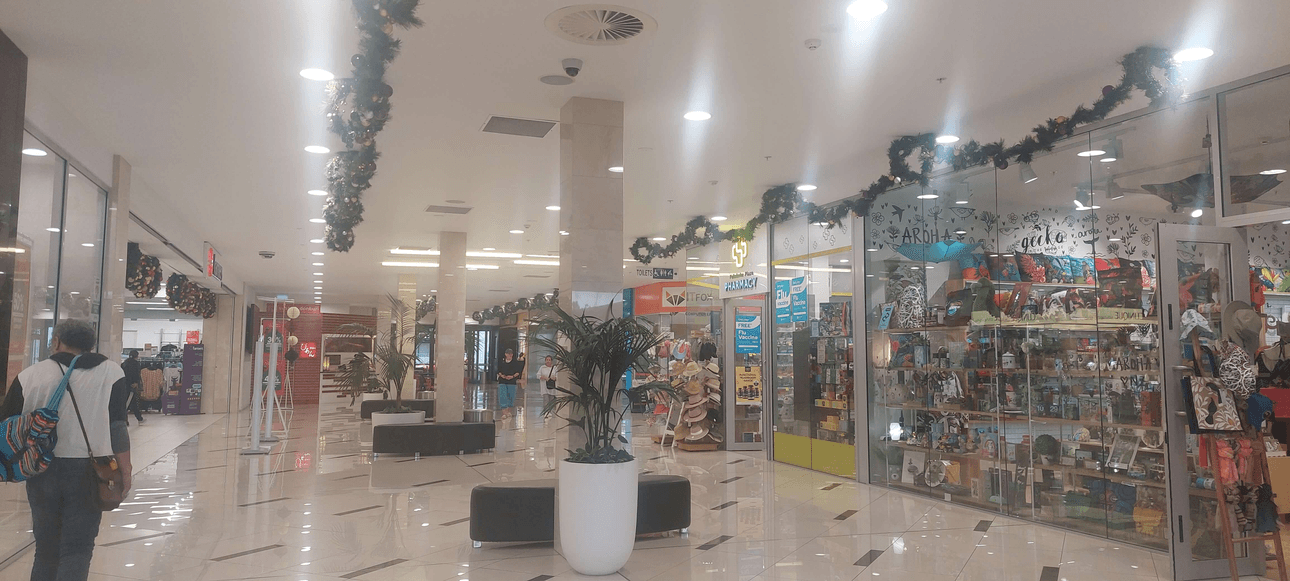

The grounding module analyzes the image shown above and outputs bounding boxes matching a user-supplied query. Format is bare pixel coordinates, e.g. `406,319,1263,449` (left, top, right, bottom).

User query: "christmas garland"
472,289,559,323
166,273,218,318
416,296,436,320
125,242,162,299
322,0,423,252
630,46,1182,264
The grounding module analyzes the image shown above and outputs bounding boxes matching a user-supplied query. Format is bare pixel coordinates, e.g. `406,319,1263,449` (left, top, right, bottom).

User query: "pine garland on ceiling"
322,0,423,252
629,46,1182,264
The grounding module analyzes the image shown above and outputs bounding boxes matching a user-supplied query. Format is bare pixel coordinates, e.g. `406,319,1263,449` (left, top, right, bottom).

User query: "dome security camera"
562,58,583,77
805,38,822,51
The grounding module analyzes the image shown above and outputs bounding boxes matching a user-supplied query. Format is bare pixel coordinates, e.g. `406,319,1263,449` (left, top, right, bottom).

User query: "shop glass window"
58,170,108,329
1217,73,1290,219
9,132,67,377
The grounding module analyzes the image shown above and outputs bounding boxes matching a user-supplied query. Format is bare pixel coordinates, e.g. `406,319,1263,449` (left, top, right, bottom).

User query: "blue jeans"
27,458,102,581
498,383,517,410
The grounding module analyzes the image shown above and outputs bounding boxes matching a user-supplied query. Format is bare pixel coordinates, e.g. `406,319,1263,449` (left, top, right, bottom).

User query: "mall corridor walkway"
0,393,1224,581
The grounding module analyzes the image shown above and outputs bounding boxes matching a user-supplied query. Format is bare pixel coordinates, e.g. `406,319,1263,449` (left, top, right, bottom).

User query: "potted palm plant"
534,305,675,576
340,295,422,426
338,352,383,403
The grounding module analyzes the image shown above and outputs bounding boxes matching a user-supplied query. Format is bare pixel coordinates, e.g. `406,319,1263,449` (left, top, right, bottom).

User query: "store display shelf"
1063,466,1165,489
881,403,1164,432
886,365,1158,378
889,441,994,463
1060,439,1166,454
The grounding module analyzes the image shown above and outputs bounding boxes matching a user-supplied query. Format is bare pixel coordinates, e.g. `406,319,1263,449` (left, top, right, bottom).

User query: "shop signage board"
775,280,792,324
632,281,689,314
734,313,761,354
204,242,223,282
790,277,808,322
735,366,761,405
299,341,317,358
180,343,203,415
185,330,200,344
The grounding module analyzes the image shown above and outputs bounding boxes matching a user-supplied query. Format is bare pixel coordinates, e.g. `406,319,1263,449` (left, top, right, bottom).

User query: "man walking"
121,349,145,424
496,348,523,420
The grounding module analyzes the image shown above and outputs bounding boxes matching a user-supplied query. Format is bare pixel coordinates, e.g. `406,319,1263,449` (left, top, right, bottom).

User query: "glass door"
1157,223,1261,580
724,297,766,450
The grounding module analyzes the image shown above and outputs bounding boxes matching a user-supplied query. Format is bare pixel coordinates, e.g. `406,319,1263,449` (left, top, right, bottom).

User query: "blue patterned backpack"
0,355,80,482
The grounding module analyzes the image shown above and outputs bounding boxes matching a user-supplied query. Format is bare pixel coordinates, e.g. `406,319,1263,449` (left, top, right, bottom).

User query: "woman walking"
1,320,132,581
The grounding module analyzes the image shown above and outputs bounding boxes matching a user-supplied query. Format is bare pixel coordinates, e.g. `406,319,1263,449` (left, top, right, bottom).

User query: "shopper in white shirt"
537,356,556,408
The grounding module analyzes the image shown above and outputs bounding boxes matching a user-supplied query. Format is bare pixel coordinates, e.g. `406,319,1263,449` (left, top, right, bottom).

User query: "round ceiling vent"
545,5,656,46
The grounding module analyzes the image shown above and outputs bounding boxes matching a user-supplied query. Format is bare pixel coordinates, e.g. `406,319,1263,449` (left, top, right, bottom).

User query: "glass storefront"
769,214,857,477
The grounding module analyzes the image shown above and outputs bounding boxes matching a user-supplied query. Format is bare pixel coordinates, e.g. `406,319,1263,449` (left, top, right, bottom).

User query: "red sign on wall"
298,342,318,358
185,330,201,344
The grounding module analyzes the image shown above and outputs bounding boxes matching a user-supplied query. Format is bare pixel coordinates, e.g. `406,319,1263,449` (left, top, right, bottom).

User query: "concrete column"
0,31,26,386
435,231,467,422
201,293,236,414
557,98,624,453
396,274,417,402
558,97,624,313
100,155,131,357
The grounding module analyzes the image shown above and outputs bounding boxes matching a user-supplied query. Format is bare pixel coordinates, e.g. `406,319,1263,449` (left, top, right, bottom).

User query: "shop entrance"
1157,223,1264,579
723,295,765,450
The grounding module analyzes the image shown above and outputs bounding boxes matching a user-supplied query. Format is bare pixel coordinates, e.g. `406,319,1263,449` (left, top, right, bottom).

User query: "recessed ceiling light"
311,251,324,256
683,111,712,121
313,280,323,283
608,166,623,173
310,239,323,244
1108,237,1122,241
916,193,938,199
866,248,878,252
304,145,330,154
509,229,524,234
515,259,559,266
45,227,61,232
840,259,849,263
1282,220,1290,225
559,230,569,236
935,135,959,144
307,189,327,196
81,243,94,247
313,272,324,276
711,216,728,221
309,218,325,223
1261,169,1287,175
1099,157,1117,163
21,148,47,157
314,286,323,290
467,251,523,258
1173,47,1214,62
955,200,969,205
482,247,496,251
312,262,324,266
299,68,335,81
465,264,501,270
846,0,888,20
1077,149,1106,157
651,237,667,241
796,184,817,191
1191,208,1203,218
546,205,561,211
382,261,438,268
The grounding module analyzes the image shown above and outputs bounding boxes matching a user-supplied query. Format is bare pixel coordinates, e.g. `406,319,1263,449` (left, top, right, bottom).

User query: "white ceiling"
2,0,1289,308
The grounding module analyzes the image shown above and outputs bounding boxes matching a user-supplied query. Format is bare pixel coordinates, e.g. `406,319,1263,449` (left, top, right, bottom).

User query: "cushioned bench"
360,398,434,419
371,422,494,455
469,474,690,547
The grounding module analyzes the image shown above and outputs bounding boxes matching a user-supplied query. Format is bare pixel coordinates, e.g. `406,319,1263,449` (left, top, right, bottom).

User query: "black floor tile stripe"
256,469,296,476
696,535,733,550
335,474,366,481
719,477,742,484
440,517,470,526
820,483,842,491
102,532,173,547
329,453,361,459
238,497,289,507
711,501,738,510
649,455,667,460
334,505,382,516
213,544,284,561
835,509,858,521
467,461,494,467
1039,566,1060,581
415,479,450,487
974,519,993,532
526,576,554,581
341,558,407,579
854,549,884,567
727,459,746,465
396,458,420,463
185,464,227,472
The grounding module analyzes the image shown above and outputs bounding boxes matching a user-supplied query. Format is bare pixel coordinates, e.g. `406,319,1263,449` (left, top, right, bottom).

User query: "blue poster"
774,280,791,324
790,276,808,323
734,314,761,354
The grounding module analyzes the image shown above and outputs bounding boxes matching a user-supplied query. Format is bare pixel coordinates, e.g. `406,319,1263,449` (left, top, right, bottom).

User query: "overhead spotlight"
545,205,561,211
1191,208,1204,218
1282,220,1290,225
796,184,817,192
559,230,569,236
310,239,324,244
304,145,330,154
711,216,728,221
608,166,624,173
916,192,938,200
651,237,667,241
307,190,327,196
21,148,47,157
509,229,524,234
1019,162,1038,184
311,251,324,256
683,111,712,121
934,135,959,145
1076,149,1106,157
309,218,325,223
1173,47,1214,62
846,0,888,21
1100,137,1122,162
299,68,335,81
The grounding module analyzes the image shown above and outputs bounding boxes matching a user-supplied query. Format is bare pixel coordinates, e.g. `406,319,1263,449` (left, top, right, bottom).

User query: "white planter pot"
558,458,638,575
371,411,425,426
361,392,385,402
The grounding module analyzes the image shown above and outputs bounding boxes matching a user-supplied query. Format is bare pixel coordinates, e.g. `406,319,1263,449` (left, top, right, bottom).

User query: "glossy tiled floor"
0,391,1278,581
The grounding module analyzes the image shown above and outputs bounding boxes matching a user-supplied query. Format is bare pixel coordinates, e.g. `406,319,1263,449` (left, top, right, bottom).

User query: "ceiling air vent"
481,116,557,138
524,275,550,278
424,204,472,214
545,5,656,46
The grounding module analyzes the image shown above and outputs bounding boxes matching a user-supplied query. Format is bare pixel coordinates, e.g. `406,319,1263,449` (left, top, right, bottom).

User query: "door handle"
1175,411,1188,417
1172,366,1193,372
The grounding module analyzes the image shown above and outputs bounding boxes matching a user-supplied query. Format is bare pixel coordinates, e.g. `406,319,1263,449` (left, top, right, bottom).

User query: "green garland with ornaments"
322,0,423,252
630,46,1183,264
